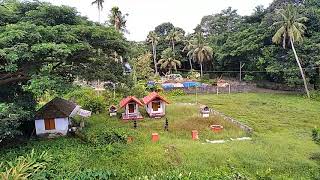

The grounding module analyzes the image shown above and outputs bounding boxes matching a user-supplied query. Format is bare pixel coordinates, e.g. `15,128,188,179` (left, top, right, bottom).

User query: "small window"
44,118,55,130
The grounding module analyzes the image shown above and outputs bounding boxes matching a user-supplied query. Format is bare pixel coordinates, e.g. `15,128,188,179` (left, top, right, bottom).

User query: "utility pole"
239,62,245,81
105,81,117,99
195,86,198,104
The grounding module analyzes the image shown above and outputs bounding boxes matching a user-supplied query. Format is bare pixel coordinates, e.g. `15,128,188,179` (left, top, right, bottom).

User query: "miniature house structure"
109,105,117,117
34,97,81,136
120,96,144,120
142,92,169,118
200,105,210,118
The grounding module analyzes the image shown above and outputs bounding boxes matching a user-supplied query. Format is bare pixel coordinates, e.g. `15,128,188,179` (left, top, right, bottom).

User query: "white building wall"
35,118,69,136
147,101,165,114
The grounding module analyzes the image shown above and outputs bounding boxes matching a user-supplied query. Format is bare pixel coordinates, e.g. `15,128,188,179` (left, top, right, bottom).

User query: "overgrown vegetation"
0,149,52,179
1,93,320,179
1,0,320,179
312,128,320,144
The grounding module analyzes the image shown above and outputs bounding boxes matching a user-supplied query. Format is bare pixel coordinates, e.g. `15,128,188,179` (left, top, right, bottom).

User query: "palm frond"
272,26,286,44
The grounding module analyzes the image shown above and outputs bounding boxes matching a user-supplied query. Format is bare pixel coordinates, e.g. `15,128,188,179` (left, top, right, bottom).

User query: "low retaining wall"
177,103,254,133
210,109,253,133
205,106,253,133
256,81,314,92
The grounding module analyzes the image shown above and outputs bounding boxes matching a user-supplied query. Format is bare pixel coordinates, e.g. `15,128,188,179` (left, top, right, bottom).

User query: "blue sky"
46,0,273,41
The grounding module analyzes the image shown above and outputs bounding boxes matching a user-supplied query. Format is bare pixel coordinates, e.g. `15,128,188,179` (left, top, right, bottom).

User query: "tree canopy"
0,0,129,143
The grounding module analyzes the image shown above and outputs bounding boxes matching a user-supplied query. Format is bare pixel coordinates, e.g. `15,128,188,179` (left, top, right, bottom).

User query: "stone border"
174,103,254,133
197,103,253,133
209,108,253,133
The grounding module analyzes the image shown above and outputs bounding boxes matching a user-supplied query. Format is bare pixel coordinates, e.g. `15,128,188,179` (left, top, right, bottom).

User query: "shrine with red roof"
119,96,144,120
142,92,169,118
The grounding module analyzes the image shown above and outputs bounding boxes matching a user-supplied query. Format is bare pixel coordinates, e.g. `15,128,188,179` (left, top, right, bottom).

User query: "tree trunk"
0,76,30,86
115,17,120,31
172,41,175,51
98,10,101,24
200,63,203,77
290,38,310,98
152,42,158,75
189,58,193,70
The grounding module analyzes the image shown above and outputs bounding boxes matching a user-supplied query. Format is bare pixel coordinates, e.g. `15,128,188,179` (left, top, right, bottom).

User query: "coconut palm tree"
109,6,128,32
166,28,183,51
157,48,181,74
183,38,196,70
189,32,213,77
147,31,160,75
272,4,310,98
91,0,104,23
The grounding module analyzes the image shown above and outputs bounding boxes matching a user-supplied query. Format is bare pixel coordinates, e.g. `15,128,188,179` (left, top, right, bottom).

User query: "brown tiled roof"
119,96,143,108
142,92,169,105
35,97,77,119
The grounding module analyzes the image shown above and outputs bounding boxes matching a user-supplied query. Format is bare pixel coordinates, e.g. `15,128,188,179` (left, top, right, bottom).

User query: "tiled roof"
142,92,169,105
119,96,143,108
35,97,77,119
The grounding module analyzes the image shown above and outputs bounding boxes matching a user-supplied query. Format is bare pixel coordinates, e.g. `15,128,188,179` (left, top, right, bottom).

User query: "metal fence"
164,84,257,94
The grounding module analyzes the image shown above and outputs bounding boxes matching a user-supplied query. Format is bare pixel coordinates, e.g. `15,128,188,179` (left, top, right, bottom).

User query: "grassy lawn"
1,93,320,178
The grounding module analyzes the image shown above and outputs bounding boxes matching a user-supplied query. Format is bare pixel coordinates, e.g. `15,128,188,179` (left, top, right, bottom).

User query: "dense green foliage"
65,88,107,113
0,149,52,179
132,52,154,80
146,0,320,88
0,0,129,142
0,103,30,143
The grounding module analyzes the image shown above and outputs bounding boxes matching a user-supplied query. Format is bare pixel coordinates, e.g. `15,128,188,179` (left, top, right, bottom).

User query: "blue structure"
182,82,201,88
162,83,175,90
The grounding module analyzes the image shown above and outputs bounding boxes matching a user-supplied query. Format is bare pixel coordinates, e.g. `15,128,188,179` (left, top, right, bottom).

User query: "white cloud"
46,0,273,41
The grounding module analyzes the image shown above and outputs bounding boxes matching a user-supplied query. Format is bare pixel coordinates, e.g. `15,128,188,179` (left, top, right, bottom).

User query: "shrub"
0,149,52,179
0,103,31,144
131,84,148,98
165,89,186,97
65,88,107,114
201,74,210,82
312,128,320,144
310,91,320,101
83,127,128,146
243,74,255,82
115,83,148,98
146,83,163,92
187,70,200,80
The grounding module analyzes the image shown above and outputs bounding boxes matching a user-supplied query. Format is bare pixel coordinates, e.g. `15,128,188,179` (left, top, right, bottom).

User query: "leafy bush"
187,70,201,80
131,84,148,98
312,128,320,144
310,91,320,101
201,74,210,83
146,83,163,92
165,89,186,97
116,82,148,98
0,103,31,144
243,74,255,82
82,127,128,146
65,88,107,114
0,149,52,179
